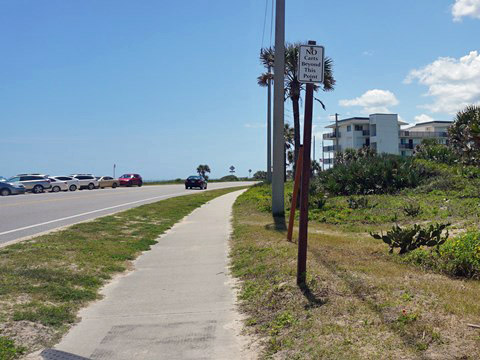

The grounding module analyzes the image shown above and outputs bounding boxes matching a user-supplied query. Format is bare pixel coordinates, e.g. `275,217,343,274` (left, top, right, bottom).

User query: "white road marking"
0,192,186,237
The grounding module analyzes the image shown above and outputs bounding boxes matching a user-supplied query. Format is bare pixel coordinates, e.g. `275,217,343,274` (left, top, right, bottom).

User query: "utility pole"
267,65,272,183
334,113,339,165
272,0,285,216
113,164,116,178
313,136,316,162
322,139,325,171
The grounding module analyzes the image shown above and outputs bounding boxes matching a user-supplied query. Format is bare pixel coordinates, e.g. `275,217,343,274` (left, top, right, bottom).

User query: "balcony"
323,145,341,152
323,132,340,140
399,131,448,138
399,143,415,149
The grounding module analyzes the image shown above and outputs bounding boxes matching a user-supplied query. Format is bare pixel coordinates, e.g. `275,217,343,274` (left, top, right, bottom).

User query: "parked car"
7,174,52,193
96,176,119,189
185,176,207,190
70,174,99,190
51,176,80,192
48,177,69,192
119,174,143,187
0,181,25,196
0,176,6,182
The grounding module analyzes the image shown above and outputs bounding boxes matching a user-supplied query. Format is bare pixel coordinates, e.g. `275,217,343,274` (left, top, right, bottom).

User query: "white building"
322,114,452,165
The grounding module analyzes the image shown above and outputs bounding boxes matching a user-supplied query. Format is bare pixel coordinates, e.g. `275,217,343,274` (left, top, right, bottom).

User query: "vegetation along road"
0,182,254,246
231,149,480,359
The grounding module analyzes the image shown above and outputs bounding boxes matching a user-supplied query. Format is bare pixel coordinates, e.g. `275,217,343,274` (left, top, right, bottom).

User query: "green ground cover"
0,186,246,357
231,185,480,359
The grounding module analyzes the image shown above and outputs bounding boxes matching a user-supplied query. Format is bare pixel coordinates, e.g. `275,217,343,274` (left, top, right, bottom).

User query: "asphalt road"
0,182,253,246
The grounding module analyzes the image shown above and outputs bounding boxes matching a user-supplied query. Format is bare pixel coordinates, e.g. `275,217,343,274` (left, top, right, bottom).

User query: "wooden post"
297,40,316,285
287,146,303,242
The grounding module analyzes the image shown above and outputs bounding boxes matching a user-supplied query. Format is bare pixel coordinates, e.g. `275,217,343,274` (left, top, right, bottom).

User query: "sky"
1,0,479,180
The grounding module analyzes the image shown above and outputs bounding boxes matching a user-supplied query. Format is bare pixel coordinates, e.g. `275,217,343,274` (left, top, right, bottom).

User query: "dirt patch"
0,321,55,353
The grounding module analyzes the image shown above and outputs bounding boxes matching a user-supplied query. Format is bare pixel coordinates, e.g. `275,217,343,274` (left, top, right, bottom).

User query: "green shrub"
370,223,450,254
404,231,480,278
347,196,376,209
439,232,480,278
220,175,239,181
318,153,428,195
312,196,327,210
413,138,457,165
403,202,421,217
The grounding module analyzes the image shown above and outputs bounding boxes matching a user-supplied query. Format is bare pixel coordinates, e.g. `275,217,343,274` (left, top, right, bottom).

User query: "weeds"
0,337,25,360
403,202,421,217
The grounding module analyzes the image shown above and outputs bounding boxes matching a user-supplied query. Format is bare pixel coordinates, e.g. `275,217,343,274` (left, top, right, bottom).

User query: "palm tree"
284,123,295,165
448,105,480,165
284,123,295,181
258,43,335,173
311,160,321,177
196,164,211,179
248,169,252,178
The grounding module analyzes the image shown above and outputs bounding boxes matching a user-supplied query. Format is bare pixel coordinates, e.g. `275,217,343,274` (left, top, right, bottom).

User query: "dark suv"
7,174,52,193
119,174,143,187
185,176,207,190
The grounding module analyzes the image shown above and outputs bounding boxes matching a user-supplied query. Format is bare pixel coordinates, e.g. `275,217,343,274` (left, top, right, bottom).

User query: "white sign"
298,44,324,83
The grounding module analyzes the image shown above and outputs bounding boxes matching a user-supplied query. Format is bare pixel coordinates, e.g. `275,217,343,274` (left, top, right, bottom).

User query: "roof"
413,120,453,126
325,116,407,128
325,117,369,129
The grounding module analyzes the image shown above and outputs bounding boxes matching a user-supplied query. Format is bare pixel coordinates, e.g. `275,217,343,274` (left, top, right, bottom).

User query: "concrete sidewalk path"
55,189,255,360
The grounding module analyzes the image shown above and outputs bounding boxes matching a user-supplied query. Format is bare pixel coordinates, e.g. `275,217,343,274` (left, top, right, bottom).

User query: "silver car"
7,174,52,193
0,181,26,196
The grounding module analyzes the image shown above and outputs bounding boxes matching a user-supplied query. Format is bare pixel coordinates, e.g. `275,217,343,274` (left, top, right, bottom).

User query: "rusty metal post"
287,146,303,242
297,40,316,285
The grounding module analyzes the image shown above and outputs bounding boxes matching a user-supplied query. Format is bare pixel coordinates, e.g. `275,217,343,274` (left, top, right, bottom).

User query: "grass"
144,179,256,185
0,186,246,357
0,337,25,360
231,185,480,359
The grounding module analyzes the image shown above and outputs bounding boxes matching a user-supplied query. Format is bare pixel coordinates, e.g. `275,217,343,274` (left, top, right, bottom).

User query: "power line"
261,0,269,49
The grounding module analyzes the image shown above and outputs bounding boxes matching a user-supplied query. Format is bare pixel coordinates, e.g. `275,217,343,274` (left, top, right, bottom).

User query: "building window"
354,125,363,131
347,125,351,132
401,151,406,156
370,124,376,136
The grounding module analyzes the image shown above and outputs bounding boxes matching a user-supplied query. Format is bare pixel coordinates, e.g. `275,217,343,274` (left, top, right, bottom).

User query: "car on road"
96,176,119,189
119,174,143,187
70,174,99,190
0,181,25,196
48,177,69,192
185,176,207,190
7,174,52,193
51,176,80,191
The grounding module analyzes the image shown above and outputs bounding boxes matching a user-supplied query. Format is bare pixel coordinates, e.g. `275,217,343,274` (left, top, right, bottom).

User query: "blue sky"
1,0,479,179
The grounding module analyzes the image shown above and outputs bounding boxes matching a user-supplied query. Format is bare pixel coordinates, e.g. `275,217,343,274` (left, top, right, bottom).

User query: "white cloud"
362,50,373,56
452,0,480,21
405,51,480,114
414,114,434,123
339,89,399,114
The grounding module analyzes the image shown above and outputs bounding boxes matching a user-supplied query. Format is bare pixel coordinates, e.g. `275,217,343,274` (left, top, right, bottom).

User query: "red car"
119,174,143,187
